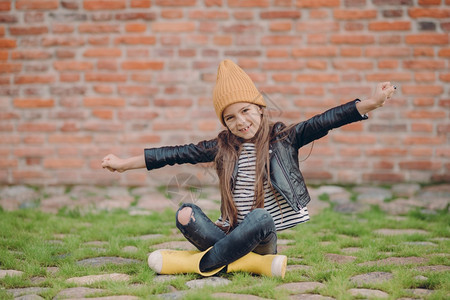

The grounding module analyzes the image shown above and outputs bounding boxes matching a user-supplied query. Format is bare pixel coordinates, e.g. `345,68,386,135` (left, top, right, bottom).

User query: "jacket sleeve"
144,138,218,171
291,99,368,149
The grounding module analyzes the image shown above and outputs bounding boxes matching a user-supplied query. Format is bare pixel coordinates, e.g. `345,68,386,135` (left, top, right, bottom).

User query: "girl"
102,59,396,278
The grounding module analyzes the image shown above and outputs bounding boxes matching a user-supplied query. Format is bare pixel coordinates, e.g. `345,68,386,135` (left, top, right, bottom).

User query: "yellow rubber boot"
227,252,287,278
148,248,225,277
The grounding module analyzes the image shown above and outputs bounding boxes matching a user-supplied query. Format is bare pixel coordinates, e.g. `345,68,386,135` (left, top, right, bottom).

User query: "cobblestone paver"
1,183,448,299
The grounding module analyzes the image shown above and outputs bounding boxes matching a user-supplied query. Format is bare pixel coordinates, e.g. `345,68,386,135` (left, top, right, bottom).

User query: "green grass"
0,203,448,299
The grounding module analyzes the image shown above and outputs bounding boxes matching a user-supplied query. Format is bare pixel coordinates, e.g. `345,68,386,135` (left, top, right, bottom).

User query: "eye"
242,108,249,113
225,116,234,121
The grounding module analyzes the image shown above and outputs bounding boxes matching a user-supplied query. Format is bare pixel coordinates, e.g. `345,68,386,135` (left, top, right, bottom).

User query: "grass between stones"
0,204,448,299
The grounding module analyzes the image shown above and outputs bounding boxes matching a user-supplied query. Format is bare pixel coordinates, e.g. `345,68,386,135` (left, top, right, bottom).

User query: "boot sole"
271,255,287,278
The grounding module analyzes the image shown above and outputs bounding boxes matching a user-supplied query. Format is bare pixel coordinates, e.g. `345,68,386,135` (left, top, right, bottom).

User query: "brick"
92,109,113,119
296,22,339,32
44,158,84,169
84,97,125,107
309,10,329,19
369,21,411,31
438,48,450,57
161,9,183,19
151,22,196,32
205,0,222,5
60,74,80,82
292,46,337,57
406,110,446,119
267,49,289,57
333,9,377,20
404,136,445,145
365,46,410,57
405,34,449,45
414,47,434,57
373,0,413,4
9,26,48,35
366,147,408,157
114,36,156,45
262,60,304,70
344,22,364,31
409,8,450,18
14,99,54,108
333,134,376,144
0,1,11,11
84,48,121,57
0,63,22,73
15,75,55,84
297,74,340,83
403,60,445,70
52,24,74,34
399,161,441,170
48,134,92,144
260,11,301,19
84,0,126,10
121,61,164,70
402,85,443,95
231,11,252,20
118,85,158,96
229,0,270,7
333,60,373,70
383,9,403,18
16,0,58,10
269,22,292,31
61,1,79,9
307,60,327,70
261,35,301,45
366,72,411,82
18,122,57,132
115,12,156,21
331,34,375,44
363,173,404,183
54,61,93,71
42,37,84,47
340,47,362,57
189,10,229,19
85,73,127,82
415,72,435,82
272,73,293,82
296,0,339,7
156,0,196,5
213,35,232,46
79,23,120,33
0,158,18,169
439,73,450,82
125,23,146,32
411,122,433,132
418,0,441,4
131,0,151,7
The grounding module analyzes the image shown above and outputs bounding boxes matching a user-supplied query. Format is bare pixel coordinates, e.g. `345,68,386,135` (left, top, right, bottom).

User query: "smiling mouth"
239,124,252,132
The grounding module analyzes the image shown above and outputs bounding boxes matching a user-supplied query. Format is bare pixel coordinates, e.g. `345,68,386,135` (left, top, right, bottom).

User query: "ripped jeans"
176,203,277,272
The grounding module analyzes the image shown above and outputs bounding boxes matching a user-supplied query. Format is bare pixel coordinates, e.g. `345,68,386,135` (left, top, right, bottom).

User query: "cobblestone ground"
0,183,449,299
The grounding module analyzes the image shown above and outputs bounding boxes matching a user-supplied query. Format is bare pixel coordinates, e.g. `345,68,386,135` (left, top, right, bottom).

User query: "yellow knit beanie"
213,59,266,126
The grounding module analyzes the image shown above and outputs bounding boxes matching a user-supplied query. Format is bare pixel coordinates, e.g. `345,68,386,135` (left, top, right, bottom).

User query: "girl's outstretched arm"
356,82,396,115
101,154,146,173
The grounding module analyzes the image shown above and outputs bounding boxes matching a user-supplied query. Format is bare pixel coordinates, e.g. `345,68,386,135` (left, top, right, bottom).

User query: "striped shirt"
226,143,310,231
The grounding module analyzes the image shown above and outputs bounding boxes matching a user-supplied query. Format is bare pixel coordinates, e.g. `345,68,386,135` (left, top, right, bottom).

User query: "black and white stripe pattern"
231,143,310,231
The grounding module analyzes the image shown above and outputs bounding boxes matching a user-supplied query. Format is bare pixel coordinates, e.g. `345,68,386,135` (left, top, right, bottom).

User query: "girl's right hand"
101,154,125,173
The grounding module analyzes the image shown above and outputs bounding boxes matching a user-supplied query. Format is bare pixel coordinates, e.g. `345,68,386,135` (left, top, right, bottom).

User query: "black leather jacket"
145,100,367,211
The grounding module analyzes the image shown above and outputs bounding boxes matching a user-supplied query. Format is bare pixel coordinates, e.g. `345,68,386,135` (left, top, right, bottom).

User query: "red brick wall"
1,0,449,187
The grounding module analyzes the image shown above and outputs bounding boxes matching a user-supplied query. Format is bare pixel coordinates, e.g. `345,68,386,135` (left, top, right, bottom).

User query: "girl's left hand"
356,82,396,115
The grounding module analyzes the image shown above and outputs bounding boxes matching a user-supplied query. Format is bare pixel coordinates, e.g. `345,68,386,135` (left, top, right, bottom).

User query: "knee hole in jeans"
177,206,195,226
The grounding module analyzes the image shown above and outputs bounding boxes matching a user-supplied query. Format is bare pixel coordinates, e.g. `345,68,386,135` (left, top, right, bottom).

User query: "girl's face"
223,102,262,140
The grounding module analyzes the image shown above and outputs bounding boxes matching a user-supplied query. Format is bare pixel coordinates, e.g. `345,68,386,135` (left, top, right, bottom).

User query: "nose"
236,113,246,125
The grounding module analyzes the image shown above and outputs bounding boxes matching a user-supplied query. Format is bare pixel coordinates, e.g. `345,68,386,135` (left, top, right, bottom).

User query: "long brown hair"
215,106,274,229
